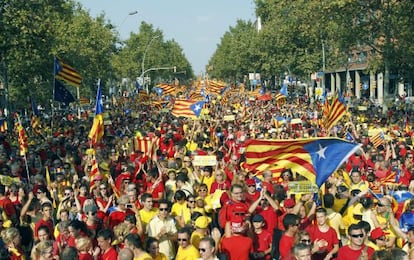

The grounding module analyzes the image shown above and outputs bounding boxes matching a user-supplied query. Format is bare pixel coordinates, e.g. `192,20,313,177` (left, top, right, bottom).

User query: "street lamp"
119,11,138,29
141,35,161,92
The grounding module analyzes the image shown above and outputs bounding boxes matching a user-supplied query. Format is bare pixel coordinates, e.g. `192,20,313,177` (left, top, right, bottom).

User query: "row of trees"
208,0,414,94
0,0,193,110
1,0,412,109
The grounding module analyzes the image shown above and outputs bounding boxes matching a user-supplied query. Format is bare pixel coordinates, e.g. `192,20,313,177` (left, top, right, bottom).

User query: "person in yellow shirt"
171,190,191,227
146,237,168,260
372,197,397,248
200,166,215,193
124,233,153,260
349,171,368,192
139,193,158,234
367,227,388,250
176,227,200,260
190,216,211,249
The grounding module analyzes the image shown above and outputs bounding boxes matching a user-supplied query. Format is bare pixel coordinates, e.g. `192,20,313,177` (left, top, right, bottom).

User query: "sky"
78,0,256,75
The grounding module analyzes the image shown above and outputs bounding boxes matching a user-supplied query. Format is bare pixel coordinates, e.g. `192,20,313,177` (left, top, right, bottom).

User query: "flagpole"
52,56,56,136
77,87,81,119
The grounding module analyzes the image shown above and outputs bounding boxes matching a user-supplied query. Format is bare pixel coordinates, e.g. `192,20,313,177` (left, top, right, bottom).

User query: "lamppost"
141,35,161,92
119,11,138,29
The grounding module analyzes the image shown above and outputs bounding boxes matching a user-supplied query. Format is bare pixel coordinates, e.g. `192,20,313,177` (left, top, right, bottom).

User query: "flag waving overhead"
14,114,28,156
54,58,82,87
88,80,104,145
54,80,75,104
324,90,346,130
30,97,41,134
244,138,361,187
172,100,205,119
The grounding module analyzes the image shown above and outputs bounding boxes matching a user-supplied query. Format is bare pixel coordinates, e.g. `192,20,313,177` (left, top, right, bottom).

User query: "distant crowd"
0,87,413,260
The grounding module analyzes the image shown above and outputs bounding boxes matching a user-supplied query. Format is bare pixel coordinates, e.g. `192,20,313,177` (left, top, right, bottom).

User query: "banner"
193,155,217,166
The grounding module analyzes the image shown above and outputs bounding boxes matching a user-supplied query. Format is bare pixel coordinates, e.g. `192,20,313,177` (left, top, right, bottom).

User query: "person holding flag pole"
14,113,31,183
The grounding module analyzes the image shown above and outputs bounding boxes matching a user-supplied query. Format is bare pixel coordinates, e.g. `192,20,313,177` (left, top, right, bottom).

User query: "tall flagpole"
52,57,56,135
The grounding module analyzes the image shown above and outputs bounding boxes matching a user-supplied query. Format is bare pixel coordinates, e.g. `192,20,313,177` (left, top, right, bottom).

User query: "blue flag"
135,80,142,91
345,131,355,142
280,84,288,96
190,101,205,117
391,190,414,204
94,79,104,115
54,80,75,104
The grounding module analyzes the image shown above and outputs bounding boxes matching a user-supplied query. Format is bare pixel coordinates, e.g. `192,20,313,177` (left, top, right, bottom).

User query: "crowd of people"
0,84,413,260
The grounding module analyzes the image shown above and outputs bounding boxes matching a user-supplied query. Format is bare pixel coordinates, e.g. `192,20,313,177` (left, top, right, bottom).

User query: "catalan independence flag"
54,57,82,87
244,138,361,187
88,80,104,146
324,90,346,131
156,83,176,96
206,80,226,95
371,131,385,149
171,100,205,119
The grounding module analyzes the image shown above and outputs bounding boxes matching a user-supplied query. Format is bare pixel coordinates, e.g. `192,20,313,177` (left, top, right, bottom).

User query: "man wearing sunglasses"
176,227,200,260
148,199,177,260
337,223,374,260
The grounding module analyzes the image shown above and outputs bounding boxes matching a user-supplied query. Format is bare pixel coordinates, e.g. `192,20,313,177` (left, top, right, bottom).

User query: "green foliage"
0,1,193,111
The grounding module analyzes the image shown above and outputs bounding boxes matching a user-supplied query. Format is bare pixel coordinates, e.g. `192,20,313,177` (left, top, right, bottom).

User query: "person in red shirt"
244,178,260,205
251,214,272,260
218,184,249,229
94,229,118,260
0,184,18,225
306,208,339,260
34,202,54,242
220,215,254,260
108,195,134,229
261,170,275,195
143,167,165,206
279,214,301,260
248,187,280,237
337,223,374,260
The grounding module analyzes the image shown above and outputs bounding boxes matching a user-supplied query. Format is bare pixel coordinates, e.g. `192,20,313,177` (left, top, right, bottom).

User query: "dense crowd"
0,87,413,260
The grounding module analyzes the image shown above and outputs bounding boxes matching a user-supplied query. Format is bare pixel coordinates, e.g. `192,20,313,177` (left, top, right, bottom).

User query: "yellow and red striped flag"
88,80,104,146
371,131,385,149
54,57,82,87
324,91,346,131
156,83,176,96
171,100,205,119
0,119,7,133
244,138,361,187
14,116,28,156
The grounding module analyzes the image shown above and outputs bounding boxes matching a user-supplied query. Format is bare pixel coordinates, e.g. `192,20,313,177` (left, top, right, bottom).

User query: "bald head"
118,248,134,260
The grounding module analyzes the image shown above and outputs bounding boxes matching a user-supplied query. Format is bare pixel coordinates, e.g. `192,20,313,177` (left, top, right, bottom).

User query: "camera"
126,204,133,209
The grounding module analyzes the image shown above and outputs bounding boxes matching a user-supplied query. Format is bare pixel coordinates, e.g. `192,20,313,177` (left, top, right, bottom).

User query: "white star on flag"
194,104,201,111
316,144,327,159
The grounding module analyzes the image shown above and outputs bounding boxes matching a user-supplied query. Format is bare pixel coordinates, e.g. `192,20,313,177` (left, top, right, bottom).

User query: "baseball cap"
251,214,264,223
284,198,296,208
246,179,255,186
370,227,389,240
230,215,245,233
195,216,211,229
